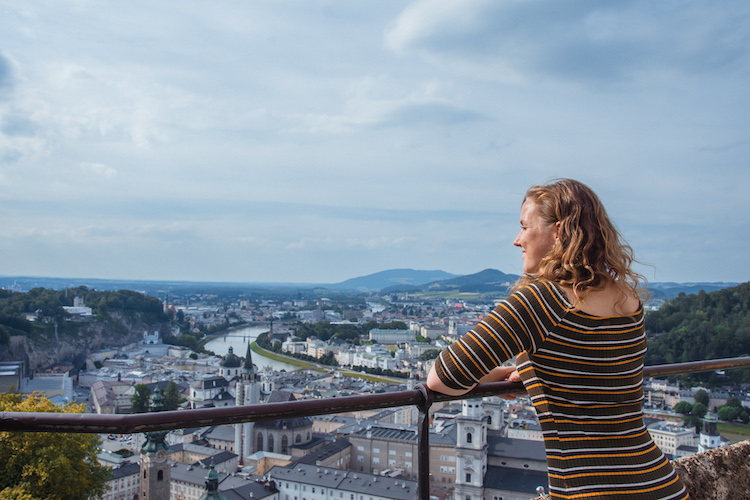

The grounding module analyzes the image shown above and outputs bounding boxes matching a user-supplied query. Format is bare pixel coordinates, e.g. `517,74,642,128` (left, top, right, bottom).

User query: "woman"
427,179,688,499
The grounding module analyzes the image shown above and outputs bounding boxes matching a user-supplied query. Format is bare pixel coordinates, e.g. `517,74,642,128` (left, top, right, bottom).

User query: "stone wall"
531,440,750,500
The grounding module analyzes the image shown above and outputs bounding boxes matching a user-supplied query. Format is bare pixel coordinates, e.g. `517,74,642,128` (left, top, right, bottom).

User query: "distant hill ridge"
331,269,458,292
331,268,521,293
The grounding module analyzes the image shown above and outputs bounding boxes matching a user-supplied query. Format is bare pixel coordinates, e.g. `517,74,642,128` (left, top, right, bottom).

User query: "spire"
243,342,256,379
141,387,169,455
198,459,228,500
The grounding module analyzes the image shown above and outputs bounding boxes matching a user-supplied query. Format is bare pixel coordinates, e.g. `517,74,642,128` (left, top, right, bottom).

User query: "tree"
0,393,109,500
131,384,152,413
694,389,709,406
673,401,692,415
162,381,182,411
691,402,708,419
726,396,742,408
717,405,740,422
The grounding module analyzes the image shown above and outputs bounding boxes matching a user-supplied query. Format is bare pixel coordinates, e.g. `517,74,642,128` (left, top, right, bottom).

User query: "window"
466,432,472,444
405,461,412,469
157,470,163,481
405,451,412,457
466,473,472,482
389,450,396,455
357,446,364,451
373,448,380,453
373,457,380,465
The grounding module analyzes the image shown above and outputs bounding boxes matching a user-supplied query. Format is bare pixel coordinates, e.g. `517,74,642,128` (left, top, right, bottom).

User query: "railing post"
416,383,433,500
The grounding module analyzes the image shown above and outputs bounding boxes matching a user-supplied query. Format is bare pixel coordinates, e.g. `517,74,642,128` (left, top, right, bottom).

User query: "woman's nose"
513,231,522,247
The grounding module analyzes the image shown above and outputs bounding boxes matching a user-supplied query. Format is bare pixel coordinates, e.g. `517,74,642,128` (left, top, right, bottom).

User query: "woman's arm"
426,364,519,396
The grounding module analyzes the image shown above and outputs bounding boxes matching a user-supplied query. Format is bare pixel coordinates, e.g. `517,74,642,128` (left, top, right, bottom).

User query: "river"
203,325,298,372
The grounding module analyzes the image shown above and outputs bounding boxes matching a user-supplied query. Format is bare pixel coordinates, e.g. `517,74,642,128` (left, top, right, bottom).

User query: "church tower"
235,341,260,465
454,398,488,500
198,460,228,500
140,388,171,500
699,412,722,452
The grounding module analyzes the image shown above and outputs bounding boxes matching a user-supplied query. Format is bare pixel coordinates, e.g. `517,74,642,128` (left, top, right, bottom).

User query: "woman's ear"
554,221,561,239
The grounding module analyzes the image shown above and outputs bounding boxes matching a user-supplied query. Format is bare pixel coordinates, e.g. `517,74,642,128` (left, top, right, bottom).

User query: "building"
219,346,243,380
205,425,236,453
235,342,261,465
368,329,414,344
453,399,488,500
648,421,697,459
348,423,457,485
189,376,232,409
101,462,140,500
0,361,24,393
254,391,315,456
140,389,172,500
268,463,418,500
90,379,134,414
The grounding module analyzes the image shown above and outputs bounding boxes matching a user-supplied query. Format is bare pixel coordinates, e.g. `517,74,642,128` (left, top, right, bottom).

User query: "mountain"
329,269,458,291
380,268,521,294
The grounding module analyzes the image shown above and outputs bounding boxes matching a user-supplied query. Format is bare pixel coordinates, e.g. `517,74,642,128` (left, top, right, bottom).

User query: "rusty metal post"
416,383,434,500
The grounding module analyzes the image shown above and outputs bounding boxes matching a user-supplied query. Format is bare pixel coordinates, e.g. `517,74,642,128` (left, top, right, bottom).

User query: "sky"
1,0,749,285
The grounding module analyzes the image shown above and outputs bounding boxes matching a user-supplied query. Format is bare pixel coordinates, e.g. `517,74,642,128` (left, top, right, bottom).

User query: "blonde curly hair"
514,179,648,305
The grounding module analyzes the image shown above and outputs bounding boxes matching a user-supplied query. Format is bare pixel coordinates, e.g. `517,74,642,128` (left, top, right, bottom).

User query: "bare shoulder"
559,283,640,317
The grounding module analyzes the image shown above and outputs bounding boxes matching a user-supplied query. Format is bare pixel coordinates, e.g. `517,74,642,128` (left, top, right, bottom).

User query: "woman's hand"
478,365,520,384
426,364,520,397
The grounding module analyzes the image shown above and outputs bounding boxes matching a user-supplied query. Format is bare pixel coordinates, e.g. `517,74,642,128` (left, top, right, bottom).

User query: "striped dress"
435,282,688,500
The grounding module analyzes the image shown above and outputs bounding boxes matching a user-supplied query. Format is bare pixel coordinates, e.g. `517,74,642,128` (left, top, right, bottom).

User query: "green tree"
717,405,740,421
725,397,742,408
691,402,708,419
0,393,109,500
694,389,709,406
673,401,692,415
131,384,152,413
162,381,182,411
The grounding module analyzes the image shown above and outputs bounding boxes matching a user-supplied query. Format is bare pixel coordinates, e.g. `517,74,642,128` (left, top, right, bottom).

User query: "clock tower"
140,387,171,500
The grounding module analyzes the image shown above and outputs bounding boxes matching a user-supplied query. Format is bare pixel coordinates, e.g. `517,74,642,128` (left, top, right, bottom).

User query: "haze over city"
1,1,748,285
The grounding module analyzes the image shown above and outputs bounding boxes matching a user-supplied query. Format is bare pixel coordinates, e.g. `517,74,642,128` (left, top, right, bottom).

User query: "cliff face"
0,311,172,371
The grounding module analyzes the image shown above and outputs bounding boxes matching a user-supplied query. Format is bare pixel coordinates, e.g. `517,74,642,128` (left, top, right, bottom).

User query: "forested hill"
645,282,750,384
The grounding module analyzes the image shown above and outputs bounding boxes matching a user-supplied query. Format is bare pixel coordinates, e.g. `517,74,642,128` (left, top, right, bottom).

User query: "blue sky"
1,0,748,284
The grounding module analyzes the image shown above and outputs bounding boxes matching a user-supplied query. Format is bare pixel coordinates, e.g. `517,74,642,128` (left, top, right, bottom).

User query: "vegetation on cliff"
645,282,750,385
0,286,169,346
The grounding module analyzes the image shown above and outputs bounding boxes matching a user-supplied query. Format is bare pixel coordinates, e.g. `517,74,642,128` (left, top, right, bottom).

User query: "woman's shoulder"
510,281,571,311
555,282,640,318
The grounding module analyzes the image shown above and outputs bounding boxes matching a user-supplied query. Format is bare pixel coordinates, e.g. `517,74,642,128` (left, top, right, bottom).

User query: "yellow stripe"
552,474,680,499
533,353,643,367
543,429,650,444
527,364,641,379
529,385,641,396
548,460,669,480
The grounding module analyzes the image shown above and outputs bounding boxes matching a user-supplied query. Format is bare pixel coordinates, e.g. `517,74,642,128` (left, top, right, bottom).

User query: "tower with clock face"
140,388,172,500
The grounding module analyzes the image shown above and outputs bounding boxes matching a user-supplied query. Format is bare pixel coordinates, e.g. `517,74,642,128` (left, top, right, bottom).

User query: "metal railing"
3,356,750,499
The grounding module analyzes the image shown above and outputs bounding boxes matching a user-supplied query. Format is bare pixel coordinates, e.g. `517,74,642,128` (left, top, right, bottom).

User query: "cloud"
0,52,14,96
386,0,750,83
79,162,117,178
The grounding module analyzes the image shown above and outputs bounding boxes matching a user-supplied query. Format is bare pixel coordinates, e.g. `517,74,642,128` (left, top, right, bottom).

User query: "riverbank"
249,342,404,384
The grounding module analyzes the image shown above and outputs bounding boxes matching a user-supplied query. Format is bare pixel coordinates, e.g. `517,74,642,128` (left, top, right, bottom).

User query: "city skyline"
1,1,749,285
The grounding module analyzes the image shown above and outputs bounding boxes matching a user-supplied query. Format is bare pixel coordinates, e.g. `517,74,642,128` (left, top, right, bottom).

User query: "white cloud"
80,162,117,178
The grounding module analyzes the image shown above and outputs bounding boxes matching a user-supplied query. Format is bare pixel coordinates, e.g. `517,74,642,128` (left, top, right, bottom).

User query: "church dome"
220,346,242,368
